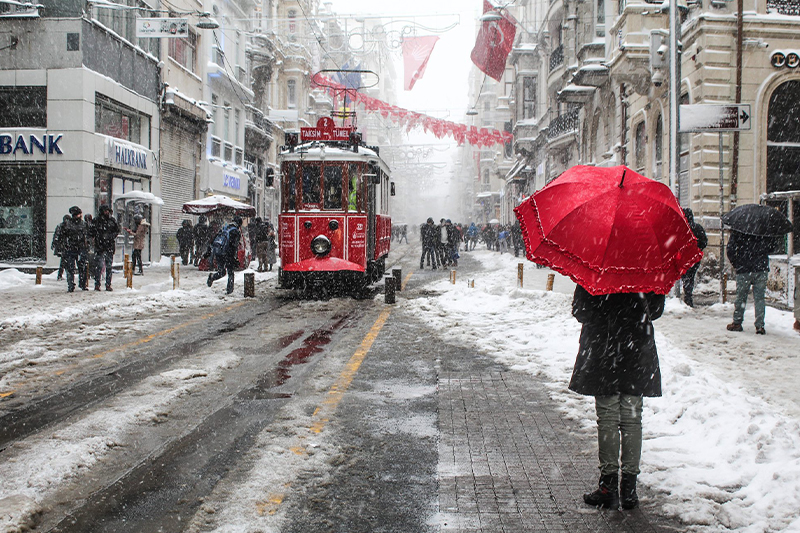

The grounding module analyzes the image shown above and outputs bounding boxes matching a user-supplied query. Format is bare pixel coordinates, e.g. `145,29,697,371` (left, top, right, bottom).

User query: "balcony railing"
549,44,564,72
547,109,580,140
767,0,800,15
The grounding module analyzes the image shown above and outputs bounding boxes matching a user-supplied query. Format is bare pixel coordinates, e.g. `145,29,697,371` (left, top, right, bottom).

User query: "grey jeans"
595,394,643,477
733,271,768,328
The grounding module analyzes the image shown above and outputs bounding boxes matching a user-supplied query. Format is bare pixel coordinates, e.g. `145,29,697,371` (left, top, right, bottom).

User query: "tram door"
366,168,378,261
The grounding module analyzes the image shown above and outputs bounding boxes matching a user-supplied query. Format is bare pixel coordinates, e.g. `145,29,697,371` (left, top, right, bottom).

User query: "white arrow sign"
679,104,751,132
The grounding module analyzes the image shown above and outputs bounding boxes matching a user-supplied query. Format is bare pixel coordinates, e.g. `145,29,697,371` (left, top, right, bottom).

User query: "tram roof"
279,143,391,174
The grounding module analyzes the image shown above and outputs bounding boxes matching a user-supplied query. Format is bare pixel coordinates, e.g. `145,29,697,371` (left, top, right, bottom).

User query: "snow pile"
403,250,800,532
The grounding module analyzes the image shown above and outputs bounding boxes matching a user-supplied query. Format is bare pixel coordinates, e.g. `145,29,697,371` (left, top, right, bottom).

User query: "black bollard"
244,272,255,298
392,268,402,292
384,275,396,304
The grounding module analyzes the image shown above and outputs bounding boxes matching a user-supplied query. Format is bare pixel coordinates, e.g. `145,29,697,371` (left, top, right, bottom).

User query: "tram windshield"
282,161,363,212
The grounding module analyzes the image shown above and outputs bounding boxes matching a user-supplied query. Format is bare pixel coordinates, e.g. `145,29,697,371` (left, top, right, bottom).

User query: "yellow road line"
0,301,247,399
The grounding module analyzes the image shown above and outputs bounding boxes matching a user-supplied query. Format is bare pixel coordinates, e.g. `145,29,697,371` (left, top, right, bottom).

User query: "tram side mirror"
391,182,396,196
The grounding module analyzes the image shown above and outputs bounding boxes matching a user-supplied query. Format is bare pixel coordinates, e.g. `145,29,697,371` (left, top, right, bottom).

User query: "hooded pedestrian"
207,216,242,294
680,208,708,307
51,215,70,281
193,215,210,266
125,214,150,275
62,206,89,292
176,219,194,266
93,205,120,291
571,285,666,510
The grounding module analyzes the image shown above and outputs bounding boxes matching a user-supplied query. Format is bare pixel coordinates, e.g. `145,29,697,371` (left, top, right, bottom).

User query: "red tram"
277,119,392,297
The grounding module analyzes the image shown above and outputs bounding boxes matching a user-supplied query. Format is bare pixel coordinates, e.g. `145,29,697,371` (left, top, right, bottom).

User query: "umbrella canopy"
514,165,703,295
182,195,256,217
720,203,793,236
113,190,164,205
488,218,500,224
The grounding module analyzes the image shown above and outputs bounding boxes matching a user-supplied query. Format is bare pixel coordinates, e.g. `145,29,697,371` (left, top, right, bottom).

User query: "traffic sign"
679,104,751,132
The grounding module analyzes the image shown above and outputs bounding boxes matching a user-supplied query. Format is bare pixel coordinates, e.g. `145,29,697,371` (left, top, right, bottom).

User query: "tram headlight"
311,235,332,257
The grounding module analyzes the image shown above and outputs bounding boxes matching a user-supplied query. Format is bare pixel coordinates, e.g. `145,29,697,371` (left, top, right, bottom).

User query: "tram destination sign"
679,104,751,132
301,117,353,141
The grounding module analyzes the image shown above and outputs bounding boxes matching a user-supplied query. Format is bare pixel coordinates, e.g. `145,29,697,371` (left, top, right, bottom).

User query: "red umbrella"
514,165,703,295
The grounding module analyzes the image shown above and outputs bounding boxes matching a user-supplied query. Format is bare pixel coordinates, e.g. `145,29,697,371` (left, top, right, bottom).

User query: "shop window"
168,28,197,73
323,165,343,210
0,164,46,261
0,87,46,128
95,94,149,148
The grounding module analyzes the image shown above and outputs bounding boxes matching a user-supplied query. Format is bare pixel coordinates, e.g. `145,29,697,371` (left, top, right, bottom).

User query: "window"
634,121,646,173
94,0,159,57
288,9,297,40
224,143,233,162
224,102,230,141
324,165,343,210
597,0,606,37
523,77,536,120
211,138,221,158
347,164,360,212
0,87,46,128
282,163,297,211
288,79,297,109
168,28,197,73
234,109,241,146
302,163,321,205
95,94,150,148
235,148,243,166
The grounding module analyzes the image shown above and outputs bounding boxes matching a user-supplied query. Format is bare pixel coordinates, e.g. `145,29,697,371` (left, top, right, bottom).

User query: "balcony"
549,44,564,72
547,109,580,140
767,0,800,15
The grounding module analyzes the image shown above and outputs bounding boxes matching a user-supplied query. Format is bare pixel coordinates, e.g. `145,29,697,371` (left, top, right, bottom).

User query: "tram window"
283,163,297,211
347,164,360,212
323,165,343,210
302,164,321,205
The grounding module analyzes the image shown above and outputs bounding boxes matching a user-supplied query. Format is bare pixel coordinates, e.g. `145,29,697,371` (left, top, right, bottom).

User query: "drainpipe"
731,0,743,208
620,83,628,166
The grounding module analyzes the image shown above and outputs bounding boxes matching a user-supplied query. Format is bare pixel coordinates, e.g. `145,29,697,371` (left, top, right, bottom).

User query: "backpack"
211,224,236,256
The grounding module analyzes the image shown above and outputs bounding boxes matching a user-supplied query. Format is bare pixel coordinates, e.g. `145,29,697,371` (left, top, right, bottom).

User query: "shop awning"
113,191,164,205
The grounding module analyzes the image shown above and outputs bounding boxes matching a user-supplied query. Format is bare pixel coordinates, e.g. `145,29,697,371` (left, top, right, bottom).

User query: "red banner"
402,35,439,91
470,0,516,81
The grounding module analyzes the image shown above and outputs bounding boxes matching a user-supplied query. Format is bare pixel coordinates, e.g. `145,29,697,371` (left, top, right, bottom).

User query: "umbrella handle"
619,169,626,188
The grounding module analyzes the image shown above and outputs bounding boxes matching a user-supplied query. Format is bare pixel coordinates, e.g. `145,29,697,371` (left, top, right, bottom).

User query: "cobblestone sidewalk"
437,372,684,533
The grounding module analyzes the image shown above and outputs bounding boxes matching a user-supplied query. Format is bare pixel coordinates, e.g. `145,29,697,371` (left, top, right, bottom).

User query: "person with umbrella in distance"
680,208,708,307
515,165,703,510
723,204,792,334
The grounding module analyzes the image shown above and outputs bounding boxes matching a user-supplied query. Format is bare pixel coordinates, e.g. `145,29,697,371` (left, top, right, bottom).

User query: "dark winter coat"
176,225,194,249
93,214,120,254
421,223,437,247
62,216,88,253
683,208,708,250
726,230,773,274
569,285,665,398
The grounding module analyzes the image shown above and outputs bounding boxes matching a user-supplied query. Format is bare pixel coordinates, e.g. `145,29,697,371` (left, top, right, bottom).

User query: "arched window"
634,121,646,173
767,80,800,252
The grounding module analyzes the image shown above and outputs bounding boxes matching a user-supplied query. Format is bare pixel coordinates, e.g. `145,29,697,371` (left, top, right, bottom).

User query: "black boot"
620,473,639,510
583,474,619,509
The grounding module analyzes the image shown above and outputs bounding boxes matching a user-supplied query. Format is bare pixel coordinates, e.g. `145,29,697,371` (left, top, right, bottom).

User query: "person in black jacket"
62,206,89,292
726,230,773,334
680,208,708,307
207,216,242,294
51,215,70,281
570,285,666,511
419,218,438,270
192,215,210,266
176,219,194,266
93,205,120,291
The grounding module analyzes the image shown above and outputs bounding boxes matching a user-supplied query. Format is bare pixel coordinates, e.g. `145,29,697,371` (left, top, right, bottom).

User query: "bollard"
35,266,43,285
170,256,176,289
392,268,402,292
125,253,133,289
174,262,180,290
450,270,456,284
722,273,728,304
546,273,555,291
469,279,475,288
384,275,396,304
517,263,524,288
244,272,255,298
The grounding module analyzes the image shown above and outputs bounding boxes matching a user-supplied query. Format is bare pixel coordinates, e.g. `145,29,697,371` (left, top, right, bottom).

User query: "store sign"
136,17,189,38
771,51,800,69
104,137,150,172
223,172,241,190
301,116,352,141
0,133,63,155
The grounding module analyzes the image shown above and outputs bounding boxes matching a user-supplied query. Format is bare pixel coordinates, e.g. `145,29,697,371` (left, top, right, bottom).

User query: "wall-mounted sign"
771,51,800,69
0,132,63,155
136,17,189,38
223,172,242,190
301,116,352,141
679,104,751,132
104,137,150,172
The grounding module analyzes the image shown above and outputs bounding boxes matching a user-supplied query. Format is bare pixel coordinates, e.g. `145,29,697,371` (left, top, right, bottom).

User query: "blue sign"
114,144,147,170
223,172,241,190
0,134,63,155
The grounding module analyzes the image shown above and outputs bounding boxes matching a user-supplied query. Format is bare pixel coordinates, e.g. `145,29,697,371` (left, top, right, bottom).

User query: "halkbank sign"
104,137,154,175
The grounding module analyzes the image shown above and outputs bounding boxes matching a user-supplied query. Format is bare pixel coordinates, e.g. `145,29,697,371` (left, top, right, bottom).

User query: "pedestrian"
420,217,438,270
680,208,708,307
512,221,523,257
399,224,408,244
51,215,70,281
498,226,510,254
726,230,773,334
84,214,96,284
571,285,666,510
254,218,274,272
445,219,460,266
125,214,150,275
466,222,478,251
438,218,449,267
265,222,277,272
92,205,120,291
176,219,194,266
62,206,89,292
193,215,210,266
207,216,242,294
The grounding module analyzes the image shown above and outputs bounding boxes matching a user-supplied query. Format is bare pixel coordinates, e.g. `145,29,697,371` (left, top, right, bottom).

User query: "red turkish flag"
402,36,440,91
470,0,516,81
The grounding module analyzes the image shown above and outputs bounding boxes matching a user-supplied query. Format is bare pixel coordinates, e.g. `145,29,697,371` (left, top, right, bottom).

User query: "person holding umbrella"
515,165,703,510
722,204,792,334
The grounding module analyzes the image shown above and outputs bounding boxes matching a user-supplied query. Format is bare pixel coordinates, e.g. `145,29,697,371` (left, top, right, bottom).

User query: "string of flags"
312,73,513,148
